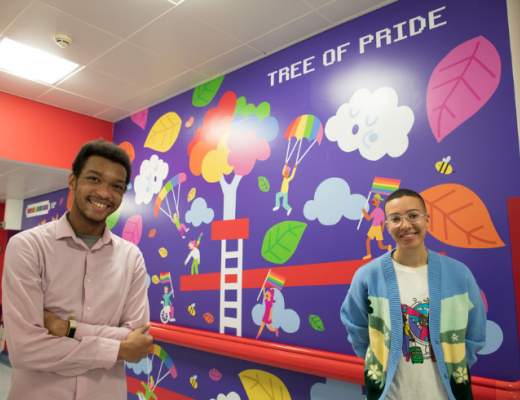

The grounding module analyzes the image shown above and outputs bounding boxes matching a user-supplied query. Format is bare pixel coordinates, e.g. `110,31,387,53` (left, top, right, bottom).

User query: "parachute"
154,173,186,218
146,344,177,390
284,115,323,164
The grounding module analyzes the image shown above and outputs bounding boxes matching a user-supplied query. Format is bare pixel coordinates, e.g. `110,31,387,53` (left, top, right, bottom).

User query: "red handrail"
150,323,520,399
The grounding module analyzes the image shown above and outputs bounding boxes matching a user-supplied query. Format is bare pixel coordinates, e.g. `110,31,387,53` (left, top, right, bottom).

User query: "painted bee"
188,303,196,316
435,156,454,175
190,375,198,389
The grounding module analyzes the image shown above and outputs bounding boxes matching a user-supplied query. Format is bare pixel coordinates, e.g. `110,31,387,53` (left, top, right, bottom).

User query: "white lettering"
279,67,290,83
429,6,447,29
337,42,350,62
323,49,336,66
303,56,315,74
290,61,302,79
410,16,426,36
360,34,374,54
268,71,278,86
393,21,408,42
376,28,392,48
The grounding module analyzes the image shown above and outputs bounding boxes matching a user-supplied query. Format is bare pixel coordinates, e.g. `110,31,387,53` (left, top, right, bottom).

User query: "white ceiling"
0,0,396,123
0,0,396,203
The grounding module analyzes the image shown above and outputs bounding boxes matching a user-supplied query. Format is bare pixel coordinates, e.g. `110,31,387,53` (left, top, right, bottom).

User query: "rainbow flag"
266,271,286,290
160,272,171,284
371,177,401,196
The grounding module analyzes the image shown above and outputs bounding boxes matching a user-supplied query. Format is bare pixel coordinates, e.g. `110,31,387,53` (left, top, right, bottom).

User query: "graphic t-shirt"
385,259,450,400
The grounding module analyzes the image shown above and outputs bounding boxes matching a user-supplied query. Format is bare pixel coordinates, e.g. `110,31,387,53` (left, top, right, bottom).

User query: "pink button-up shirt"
2,213,149,400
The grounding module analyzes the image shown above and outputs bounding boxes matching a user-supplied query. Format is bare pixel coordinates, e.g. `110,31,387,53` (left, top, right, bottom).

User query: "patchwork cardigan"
340,250,486,400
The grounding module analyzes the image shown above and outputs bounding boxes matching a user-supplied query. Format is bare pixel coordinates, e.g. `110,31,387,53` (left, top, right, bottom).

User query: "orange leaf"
421,184,504,249
149,228,156,238
118,141,135,163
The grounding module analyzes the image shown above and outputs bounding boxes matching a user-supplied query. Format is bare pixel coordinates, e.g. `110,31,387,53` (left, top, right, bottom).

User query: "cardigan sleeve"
465,271,487,368
340,271,369,359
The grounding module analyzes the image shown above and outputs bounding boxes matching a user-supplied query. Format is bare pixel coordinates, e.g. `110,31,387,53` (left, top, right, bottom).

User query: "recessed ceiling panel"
40,0,175,39
38,88,112,116
180,0,312,43
94,107,132,122
317,0,393,24
153,69,208,97
56,68,144,106
193,45,263,78
0,0,33,35
0,69,52,100
248,12,331,55
128,8,241,68
117,90,166,113
2,1,122,66
89,42,188,89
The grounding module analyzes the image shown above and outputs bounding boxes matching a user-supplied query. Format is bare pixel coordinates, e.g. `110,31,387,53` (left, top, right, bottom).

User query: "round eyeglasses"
386,211,428,227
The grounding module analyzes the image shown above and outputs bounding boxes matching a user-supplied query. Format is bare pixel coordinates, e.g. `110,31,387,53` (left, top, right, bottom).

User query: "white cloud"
210,392,241,400
325,87,414,161
185,197,214,227
126,357,153,375
134,155,169,205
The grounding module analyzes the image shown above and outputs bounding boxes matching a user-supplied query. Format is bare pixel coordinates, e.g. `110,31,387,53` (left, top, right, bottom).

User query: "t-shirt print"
401,297,437,364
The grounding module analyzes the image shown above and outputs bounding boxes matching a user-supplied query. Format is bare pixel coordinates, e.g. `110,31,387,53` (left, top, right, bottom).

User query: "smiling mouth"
401,233,417,238
89,199,110,209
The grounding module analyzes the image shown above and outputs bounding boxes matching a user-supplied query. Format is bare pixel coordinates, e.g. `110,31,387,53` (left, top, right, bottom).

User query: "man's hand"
118,323,153,363
44,310,69,338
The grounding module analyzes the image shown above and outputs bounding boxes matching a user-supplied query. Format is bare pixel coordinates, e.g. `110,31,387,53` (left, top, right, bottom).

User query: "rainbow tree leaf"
233,96,271,121
309,315,324,331
131,109,148,130
106,204,122,229
258,176,270,192
192,76,225,107
261,221,307,264
145,112,181,152
122,215,142,246
427,36,501,143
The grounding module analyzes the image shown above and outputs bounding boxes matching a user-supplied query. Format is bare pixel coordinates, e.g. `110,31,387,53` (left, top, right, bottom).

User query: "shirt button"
436,339,440,344
86,278,91,283
86,307,91,311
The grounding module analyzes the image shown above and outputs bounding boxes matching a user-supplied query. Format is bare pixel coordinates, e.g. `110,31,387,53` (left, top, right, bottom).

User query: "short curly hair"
384,188,427,215
72,139,132,188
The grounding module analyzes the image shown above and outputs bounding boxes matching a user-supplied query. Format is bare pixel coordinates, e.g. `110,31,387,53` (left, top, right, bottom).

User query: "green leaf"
258,176,270,192
192,76,225,107
261,221,307,264
309,315,324,331
107,204,122,229
233,96,270,121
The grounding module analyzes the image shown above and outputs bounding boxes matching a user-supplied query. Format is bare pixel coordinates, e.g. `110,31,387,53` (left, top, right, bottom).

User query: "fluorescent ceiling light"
0,38,80,85
168,0,186,4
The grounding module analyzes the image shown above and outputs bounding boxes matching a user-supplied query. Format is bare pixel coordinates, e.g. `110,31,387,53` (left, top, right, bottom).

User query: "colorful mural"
20,0,520,397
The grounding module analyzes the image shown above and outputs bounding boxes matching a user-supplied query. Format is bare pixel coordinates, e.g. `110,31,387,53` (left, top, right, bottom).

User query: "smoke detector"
54,34,72,48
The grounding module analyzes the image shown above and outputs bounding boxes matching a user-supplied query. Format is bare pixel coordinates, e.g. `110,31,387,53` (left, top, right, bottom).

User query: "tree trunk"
219,174,243,220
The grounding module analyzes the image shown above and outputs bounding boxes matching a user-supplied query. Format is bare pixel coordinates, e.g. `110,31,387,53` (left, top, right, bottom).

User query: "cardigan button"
436,339,440,344
445,373,448,379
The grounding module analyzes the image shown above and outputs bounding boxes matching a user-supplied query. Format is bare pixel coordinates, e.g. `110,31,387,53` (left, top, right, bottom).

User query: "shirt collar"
56,211,115,246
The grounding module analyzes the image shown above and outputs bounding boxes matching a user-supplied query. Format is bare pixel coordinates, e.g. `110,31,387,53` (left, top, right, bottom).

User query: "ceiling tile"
40,0,175,39
89,42,188,89
180,0,312,43
317,0,392,24
249,12,331,55
56,68,144,106
0,70,52,100
0,0,33,35
193,45,263,78
153,70,208,97
117,90,166,113
2,1,122,66
38,88,112,116
94,107,131,122
0,159,23,176
128,8,241,68
303,0,336,10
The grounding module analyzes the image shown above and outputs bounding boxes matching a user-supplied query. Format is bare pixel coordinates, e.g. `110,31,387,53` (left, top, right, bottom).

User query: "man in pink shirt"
361,193,392,260
2,139,152,399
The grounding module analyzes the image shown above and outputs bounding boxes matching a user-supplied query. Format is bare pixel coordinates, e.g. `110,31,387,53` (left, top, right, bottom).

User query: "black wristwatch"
66,314,77,338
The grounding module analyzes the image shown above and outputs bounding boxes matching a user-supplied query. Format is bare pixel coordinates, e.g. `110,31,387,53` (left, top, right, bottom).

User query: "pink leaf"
131,109,148,130
427,36,501,143
122,215,142,245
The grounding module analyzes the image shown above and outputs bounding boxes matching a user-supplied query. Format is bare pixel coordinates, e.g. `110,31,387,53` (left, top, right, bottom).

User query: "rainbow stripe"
371,177,401,196
266,271,286,290
160,272,171,283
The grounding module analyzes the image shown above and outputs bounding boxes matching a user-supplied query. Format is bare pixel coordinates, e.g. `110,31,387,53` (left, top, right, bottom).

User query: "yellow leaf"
239,370,292,400
145,112,181,152
158,247,168,258
188,187,196,202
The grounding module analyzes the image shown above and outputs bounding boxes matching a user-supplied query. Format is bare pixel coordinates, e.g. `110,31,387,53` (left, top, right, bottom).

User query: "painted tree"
187,91,279,220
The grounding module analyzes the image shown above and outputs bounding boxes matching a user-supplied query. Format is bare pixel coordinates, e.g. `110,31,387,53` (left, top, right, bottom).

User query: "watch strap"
66,314,77,338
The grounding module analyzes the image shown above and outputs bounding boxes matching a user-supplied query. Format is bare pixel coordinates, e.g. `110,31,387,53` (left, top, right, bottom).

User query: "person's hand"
44,310,69,337
200,232,203,236
294,163,298,168
184,261,187,265
118,323,153,363
284,162,288,166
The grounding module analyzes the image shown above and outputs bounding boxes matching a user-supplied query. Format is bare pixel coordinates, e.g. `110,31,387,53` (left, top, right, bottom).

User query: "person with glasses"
341,189,486,400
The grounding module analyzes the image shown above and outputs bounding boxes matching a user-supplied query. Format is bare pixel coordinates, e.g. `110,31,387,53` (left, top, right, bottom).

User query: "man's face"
372,197,381,207
68,155,126,225
385,196,429,251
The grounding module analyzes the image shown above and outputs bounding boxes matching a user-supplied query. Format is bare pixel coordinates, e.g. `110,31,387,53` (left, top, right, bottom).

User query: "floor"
0,361,11,400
